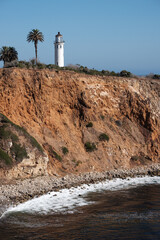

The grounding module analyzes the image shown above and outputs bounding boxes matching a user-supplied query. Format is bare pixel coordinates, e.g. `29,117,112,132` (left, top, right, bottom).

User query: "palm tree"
27,29,44,64
0,46,18,67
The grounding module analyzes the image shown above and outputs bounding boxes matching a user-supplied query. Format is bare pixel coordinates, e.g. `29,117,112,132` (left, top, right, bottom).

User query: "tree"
120,70,131,77
27,29,44,64
153,74,160,80
0,46,18,67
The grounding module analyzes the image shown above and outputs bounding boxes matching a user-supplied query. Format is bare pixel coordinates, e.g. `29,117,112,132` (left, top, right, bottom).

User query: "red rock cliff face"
0,68,160,177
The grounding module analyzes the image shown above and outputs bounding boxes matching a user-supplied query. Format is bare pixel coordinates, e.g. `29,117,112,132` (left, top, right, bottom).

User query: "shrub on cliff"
115,120,122,127
153,74,160,79
100,115,105,120
119,70,132,77
84,142,97,152
45,144,62,161
110,71,117,76
86,122,93,128
51,149,62,161
99,133,109,142
36,62,46,69
14,60,33,69
62,146,69,155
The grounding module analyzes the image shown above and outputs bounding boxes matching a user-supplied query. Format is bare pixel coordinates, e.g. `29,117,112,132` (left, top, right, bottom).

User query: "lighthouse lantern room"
54,32,64,67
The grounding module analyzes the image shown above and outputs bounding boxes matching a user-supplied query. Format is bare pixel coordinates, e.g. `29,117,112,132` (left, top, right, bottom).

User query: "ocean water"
1,176,160,240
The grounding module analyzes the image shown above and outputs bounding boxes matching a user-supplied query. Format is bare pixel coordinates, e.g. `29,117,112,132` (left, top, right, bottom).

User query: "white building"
54,32,64,67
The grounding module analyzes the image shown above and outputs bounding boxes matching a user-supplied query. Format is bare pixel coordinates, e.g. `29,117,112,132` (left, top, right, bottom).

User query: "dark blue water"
1,177,160,240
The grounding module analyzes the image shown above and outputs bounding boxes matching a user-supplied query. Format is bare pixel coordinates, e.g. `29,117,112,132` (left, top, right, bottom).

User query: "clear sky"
0,0,159,75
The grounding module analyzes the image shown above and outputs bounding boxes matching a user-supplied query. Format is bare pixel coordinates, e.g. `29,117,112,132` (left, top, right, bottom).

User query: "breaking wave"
1,176,160,218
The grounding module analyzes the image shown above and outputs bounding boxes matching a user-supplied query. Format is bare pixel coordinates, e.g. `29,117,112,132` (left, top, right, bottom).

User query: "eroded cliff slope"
0,68,160,179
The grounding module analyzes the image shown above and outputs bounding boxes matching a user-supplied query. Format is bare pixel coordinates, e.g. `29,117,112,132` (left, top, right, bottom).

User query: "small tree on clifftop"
27,29,44,64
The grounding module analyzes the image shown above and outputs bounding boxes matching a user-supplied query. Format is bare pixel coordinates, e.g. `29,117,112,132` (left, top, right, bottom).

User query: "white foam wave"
1,176,160,218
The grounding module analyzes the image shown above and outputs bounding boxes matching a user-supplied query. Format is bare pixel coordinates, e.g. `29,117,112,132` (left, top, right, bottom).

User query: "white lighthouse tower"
54,32,64,67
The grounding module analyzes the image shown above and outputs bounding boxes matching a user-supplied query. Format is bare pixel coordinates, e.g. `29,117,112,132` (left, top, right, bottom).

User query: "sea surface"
1,176,160,240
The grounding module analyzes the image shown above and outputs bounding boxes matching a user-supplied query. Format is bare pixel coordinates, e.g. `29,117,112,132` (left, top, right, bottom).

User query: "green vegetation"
0,51,133,78
100,115,105,120
4,60,60,70
15,125,43,152
130,155,139,161
1,53,134,79
16,61,31,69
0,113,14,124
0,113,43,153
52,149,62,161
29,135,43,153
10,142,28,162
72,159,82,167
72,159,76,163
27,29,44,65
62,146,69,155
99,133,109,142
10,133,19,142
61,66,132,77
115,120,122,127
0,46,18,67
48,145,62,161
75,160,82,167
86,122,93,128
0,125,19,141
0,148,12,165
153,74,160,79
36,62,46,69
16,60,47,69
84,142,97,152
119,70,132,77
14,126,43,153
70,66,132,77
0,125,10,139
45,144,62,162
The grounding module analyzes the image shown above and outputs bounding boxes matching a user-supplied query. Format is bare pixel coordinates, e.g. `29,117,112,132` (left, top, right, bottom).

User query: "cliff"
0,68,160,179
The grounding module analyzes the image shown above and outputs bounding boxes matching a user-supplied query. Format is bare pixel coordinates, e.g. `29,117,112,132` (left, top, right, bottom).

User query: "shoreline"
1,163,160,209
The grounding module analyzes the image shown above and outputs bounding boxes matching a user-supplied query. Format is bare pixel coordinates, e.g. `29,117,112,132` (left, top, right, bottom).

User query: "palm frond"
0,46,18,65
27,29,44,42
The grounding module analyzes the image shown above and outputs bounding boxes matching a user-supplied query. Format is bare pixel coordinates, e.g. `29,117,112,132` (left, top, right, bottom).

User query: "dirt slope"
0,68,160,178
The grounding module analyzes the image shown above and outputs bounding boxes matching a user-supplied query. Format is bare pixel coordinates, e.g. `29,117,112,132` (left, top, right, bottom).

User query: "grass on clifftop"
4,60,133,78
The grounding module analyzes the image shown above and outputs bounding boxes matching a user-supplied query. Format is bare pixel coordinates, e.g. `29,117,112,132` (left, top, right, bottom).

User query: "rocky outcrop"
0,68,160,179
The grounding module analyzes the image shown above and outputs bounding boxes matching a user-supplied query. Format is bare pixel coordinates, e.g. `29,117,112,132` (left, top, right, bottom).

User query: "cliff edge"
0,68,160,179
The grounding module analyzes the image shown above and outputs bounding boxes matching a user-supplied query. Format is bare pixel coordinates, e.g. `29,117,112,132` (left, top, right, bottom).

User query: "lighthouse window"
60,45,62,48
57,45,58,48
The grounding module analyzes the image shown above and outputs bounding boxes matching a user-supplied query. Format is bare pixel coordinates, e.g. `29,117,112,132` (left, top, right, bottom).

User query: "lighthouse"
54,32,64,67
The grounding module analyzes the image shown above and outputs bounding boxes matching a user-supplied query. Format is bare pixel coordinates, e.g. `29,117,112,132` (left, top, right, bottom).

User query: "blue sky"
0,0,160,75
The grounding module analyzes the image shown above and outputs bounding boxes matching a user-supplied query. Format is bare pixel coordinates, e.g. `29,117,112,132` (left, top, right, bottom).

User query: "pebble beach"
0,163,160,209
